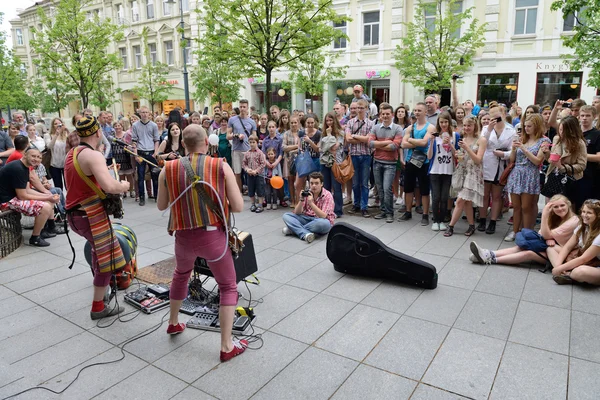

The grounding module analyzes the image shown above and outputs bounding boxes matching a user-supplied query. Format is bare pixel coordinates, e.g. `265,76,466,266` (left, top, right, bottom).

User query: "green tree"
394,0,486,93
0,13,23,111
201,0,349,111
90,74,121,111
30,0,123,109
192,22,242,109
30,75,75,117
289,50,346,112
132,27,173,112
551,0,600,88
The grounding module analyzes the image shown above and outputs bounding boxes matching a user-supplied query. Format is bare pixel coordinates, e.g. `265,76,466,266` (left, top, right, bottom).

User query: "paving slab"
405,284,471,326
286,259,344,293
251,346,358,400
521,269,572,309
454,291,519,340
322,274,382,302
490,342,568,400
94,365,187,400
474,264,529,299
331,364,417,400
365,315,449,380
315,304,399,361
568,357,600,400
423,329,505,400
570,311,600,364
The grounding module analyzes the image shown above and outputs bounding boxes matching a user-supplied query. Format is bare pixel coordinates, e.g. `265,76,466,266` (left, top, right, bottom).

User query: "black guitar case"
326,222,438,289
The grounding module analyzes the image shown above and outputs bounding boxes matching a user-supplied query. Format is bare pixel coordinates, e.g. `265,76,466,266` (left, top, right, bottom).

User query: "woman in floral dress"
445,116,487,237
505,114,551,241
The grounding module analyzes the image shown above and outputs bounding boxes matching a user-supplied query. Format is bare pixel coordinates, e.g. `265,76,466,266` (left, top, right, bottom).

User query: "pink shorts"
0,198,45,217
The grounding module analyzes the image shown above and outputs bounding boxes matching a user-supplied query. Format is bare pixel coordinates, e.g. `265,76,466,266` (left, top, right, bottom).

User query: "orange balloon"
270,176,284,189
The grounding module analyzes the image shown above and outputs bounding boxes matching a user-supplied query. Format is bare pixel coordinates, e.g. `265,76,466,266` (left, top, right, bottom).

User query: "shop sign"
248,76,266,84
159,80,179,85
366,70,390,79
536,62,570,72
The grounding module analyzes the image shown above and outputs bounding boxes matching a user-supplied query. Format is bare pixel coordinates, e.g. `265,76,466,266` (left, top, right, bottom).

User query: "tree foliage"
192,20,243,109
30,0,123,109
394,0,486,93
551,0,600,88
132,27,173,112
289,50,346,97
0,13,26,109
201,0,349,111
90,74,121,111
30,74,75,116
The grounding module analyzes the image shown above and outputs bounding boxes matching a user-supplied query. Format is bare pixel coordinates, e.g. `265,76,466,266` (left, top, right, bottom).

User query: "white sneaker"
470,241,493,264
395,197,405,206
504,231,516,242
304,233,315,243
438,222,447,231
431,222,440,231
469,254,478,263
282,227,292,236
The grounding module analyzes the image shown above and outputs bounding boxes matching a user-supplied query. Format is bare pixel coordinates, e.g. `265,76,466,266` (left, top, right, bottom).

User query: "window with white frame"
333,21,346,49
182,0,189,12
514,0,538,35
117,4,124,23
146,0,154,19
163,0,171,16
563,7,587,32
133,45,142,68
15,29,23,45
120,48,128,69
451,0,463,38
149,43,157,65
183,42,191,64
165,40,174,65
363,11,379,46
19,64,26,74
131,0,140,22
424,3,436,32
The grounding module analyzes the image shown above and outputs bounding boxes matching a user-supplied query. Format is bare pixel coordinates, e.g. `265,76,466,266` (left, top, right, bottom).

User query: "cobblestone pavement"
1,197,598,399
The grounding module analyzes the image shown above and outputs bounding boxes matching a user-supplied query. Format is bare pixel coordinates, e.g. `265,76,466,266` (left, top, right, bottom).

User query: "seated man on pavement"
282,171,336,243
0,146,60,246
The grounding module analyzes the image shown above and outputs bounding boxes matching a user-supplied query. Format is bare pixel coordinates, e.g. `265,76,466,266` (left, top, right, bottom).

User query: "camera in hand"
452,74,462,80
562,102,572,108
301,190,311,198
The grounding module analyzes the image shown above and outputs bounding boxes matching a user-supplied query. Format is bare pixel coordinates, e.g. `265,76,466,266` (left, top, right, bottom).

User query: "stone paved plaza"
1,197,600,400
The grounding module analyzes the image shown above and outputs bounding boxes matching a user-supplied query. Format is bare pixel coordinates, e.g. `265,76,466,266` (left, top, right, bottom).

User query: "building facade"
9,0,598,120
10,0,195,119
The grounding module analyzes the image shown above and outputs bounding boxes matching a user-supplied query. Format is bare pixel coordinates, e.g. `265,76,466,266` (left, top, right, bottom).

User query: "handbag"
295,150,318,177
450,162,466,197
515,228,548,253
332,154,355,183
541,164,575,198
499,162,514,186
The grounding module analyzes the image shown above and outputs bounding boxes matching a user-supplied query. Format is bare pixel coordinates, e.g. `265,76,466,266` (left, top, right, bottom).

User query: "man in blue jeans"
345,99,374,217
131,106,160,206
282,172,336,243
368,103,404,223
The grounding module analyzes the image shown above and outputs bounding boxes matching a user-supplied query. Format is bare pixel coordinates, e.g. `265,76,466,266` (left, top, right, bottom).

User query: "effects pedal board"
147,283,170,297
124,288,170,314
180,298,218,315
186,311,254,333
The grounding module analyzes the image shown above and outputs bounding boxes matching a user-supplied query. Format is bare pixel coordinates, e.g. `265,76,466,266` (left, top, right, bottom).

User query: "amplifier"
194,231,258,282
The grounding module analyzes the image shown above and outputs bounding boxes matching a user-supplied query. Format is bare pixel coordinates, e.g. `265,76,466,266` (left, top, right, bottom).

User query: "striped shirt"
165,154,229,233
345,117,374,156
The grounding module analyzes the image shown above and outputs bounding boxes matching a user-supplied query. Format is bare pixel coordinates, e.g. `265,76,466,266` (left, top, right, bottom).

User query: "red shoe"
280,201,288,208
167,322,186,335
220,339,248,362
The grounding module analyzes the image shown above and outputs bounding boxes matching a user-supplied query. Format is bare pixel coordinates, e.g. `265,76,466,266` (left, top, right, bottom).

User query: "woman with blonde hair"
444,116,487,237
470,194,578,265
46,117,69,190
551,199,600,285
504,114,551,241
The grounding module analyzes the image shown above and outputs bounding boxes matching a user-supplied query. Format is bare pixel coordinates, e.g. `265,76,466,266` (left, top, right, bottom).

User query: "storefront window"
253,84,291,114
477,73,519,107
535,72,583,105
331,80,368,106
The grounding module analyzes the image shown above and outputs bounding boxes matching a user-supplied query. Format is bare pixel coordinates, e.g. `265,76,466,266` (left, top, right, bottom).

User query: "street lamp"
166,0,190,112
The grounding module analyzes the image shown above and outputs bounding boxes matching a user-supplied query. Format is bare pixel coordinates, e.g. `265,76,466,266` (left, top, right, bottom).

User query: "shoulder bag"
499,161,514,186
332,153,354,183
541,164,575,198
408,123,427,168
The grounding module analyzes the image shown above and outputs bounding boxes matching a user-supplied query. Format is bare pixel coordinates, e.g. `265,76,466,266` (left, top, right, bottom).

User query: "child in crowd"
428,112,459,231
550,199,600,285
242,135,266,213
264,147,282,210
470,195,578,265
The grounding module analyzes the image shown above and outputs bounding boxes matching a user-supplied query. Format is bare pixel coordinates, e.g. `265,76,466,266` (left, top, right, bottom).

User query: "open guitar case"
326,222,438,289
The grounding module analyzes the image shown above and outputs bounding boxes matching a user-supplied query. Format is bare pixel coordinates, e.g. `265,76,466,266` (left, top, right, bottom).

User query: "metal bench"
0,210,23,258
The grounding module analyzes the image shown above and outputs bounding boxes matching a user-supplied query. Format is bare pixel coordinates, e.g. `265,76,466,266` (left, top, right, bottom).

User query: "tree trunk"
265,69,272,113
